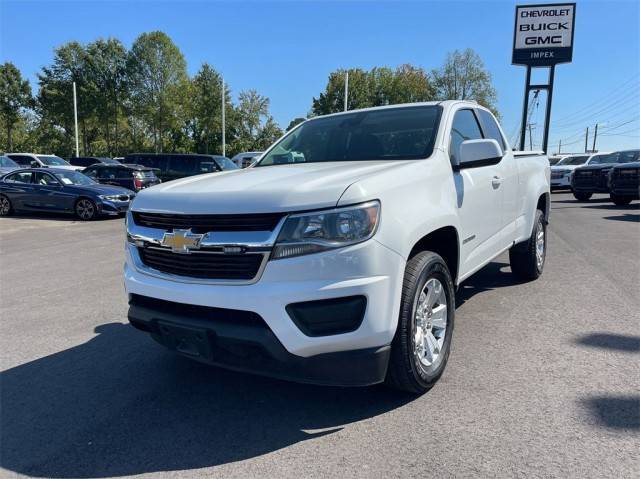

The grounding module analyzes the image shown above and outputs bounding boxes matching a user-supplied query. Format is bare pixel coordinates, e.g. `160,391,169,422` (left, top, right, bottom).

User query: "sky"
1,0,639,153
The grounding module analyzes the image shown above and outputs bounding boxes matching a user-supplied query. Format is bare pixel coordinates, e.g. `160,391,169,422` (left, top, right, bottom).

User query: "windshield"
101,157,120,165
558,155,589,166
53,170,95,186
214,157,239,170
257,105,442,166
589,153,617,164
37,155,70,166
614,150,640,164
0,156,19,168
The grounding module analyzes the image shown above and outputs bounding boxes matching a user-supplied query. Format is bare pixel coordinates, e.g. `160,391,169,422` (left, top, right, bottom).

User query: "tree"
127,31,188,152
286,117,306,131
85,38,128,155
189,64,233,154
431,48,499,117
36,42,94,156
0,62,32,151
312,65,435,116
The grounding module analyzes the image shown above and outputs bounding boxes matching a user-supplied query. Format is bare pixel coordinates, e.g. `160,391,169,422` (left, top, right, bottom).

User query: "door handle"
492,176,502,188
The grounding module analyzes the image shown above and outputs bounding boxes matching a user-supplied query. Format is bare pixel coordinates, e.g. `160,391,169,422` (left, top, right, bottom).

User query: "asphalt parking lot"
1,192,638,479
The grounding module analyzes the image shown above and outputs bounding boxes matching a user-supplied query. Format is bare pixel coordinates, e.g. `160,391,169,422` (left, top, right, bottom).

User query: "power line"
551,90,640,130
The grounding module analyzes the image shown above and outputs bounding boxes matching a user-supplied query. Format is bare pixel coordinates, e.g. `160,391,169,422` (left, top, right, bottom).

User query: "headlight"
99,194,128,201
272,200,380,259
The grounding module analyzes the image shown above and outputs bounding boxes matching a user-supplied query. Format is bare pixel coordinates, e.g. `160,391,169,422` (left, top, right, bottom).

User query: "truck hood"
131,161,406,214
551,164,584,172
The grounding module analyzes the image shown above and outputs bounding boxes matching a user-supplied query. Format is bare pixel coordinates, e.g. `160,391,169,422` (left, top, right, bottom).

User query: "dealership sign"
512,3,576,66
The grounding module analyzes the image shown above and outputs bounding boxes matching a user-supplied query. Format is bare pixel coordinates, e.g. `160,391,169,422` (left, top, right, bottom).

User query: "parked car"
124,101,550,394
123,153,238,182
608,156,640,205
83,164,160,192
0,155,20,175
571,150,640,201
549,153,611,190
0,168,135,220
68,156,121,167
231,151,263,168
548,154,571,166
6,153,83,171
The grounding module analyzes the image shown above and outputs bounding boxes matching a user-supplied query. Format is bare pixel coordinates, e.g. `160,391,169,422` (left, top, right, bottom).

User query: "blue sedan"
0,168,135,220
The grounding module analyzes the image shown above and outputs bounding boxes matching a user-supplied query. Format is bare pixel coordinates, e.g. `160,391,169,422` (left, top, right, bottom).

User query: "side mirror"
454,139,503,170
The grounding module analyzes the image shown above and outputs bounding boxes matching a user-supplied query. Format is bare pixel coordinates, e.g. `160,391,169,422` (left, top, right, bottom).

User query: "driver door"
449,108,505,276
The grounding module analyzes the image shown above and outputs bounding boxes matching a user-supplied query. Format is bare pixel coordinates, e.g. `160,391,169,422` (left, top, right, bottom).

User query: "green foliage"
312,64,435,116
286,117,306,131
431,48,499,118
0,62,33,151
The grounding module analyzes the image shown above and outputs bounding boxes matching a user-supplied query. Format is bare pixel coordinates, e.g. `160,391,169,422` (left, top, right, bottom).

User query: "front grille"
132,211,285,232
573,171,597,187
613,169,640,187
138,246,263,280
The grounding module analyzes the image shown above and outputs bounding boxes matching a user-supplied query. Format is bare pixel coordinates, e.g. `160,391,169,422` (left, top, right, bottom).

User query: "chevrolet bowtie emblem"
161,229,204,254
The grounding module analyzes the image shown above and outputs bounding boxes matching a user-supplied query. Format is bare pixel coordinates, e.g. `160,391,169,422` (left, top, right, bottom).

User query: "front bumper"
99,199,131,215
550,175,571,189
124,238,405,382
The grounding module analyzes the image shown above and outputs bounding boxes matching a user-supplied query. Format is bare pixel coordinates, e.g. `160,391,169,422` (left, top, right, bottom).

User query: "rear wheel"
0,194,12,216
510,209,546,281
610,194,633,206
573,192,592,202
75,198,97,220
385,251,455,394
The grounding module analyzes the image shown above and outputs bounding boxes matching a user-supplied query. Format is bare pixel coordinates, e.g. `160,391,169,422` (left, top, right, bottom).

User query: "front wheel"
610,194,633,206
509,209,546,281
0,194,12,216
75,198,97,220
385,251,455,394
573,192,592,202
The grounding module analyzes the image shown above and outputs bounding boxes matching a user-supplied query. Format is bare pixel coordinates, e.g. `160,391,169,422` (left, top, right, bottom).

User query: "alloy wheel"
76,199,95,220
0,196,10,215
413,277,448,368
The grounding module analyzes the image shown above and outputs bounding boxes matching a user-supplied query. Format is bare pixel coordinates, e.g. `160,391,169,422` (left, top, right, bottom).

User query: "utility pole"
344,70,349,112
592,123,599,152
72,81,80,157
558,139,562,154
221,76,226,157
584,127,589,153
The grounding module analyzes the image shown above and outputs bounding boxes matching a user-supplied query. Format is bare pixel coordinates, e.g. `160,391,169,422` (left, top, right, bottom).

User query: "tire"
385,251,455,394
509,209,546,281
610,194,632,206
573,192,592,202
75,198,97,220
0,194,12,216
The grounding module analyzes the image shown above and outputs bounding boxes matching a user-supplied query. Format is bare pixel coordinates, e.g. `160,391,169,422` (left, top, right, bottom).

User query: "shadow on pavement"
584,203,639,211
581,396,640,430
551,198,611,204
601,213,640,222
575,333,640,352
0,322,413,478
456,261,524,307
0,211,122,222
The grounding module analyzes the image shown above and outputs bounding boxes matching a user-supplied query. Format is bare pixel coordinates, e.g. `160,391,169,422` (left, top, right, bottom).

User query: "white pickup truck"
125,101,550,394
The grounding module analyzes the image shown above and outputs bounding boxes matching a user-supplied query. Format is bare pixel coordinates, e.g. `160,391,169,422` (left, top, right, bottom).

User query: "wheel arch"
408,226,460,286
537,192,550,223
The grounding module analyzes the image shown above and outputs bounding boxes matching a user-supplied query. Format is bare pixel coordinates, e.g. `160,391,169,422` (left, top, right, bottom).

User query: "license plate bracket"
156,321,212,359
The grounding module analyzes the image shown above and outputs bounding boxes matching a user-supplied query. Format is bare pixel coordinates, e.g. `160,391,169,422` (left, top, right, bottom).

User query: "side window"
5,172,33,183
84,167,98,178
8,155,31,167
117,167,132,178
449,109,484,164
168,156,198,177
477,110,506,151
35,172,59,186
104,168,117,179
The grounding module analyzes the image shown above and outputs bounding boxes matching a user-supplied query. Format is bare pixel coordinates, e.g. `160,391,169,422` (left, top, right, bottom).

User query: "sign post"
513,3,575,152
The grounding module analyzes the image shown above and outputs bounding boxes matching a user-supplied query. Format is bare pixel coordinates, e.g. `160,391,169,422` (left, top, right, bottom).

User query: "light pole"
221,76,226,157
344,70,349,112
72,81,80,157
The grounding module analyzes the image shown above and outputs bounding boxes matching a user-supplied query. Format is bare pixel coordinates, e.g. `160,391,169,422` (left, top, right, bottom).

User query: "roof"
309,100,481,121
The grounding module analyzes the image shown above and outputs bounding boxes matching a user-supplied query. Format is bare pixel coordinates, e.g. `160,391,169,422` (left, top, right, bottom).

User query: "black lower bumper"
572,185,609,194
127,294,390,387
610,186,640,198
